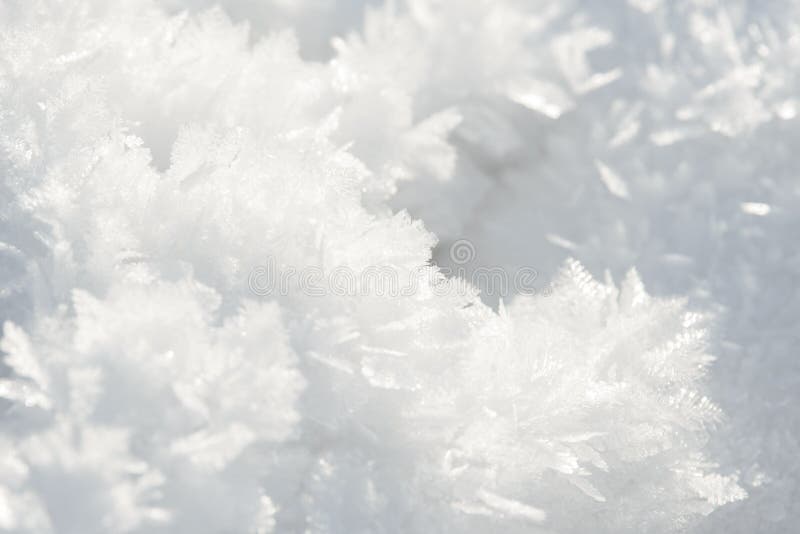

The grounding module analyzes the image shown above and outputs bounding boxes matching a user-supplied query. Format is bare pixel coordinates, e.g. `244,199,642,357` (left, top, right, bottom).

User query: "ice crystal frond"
1,280,303,532
423,260,738,532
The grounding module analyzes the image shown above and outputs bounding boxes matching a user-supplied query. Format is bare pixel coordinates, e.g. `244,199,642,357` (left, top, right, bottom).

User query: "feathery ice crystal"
0,0,763,532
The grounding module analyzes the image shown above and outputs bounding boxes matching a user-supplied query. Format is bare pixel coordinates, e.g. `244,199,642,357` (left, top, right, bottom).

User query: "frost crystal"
4,0,794,532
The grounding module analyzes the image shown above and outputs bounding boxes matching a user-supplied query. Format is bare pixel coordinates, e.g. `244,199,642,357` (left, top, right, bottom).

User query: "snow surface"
0,0,798,532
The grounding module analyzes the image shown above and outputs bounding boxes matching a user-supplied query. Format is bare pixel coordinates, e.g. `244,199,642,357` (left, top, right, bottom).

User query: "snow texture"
0,0,796,532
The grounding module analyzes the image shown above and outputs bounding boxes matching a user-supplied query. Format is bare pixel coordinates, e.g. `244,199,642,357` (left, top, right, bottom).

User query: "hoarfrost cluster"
0,0,797,532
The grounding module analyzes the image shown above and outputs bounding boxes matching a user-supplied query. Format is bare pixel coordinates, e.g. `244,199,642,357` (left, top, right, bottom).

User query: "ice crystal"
4,0,794,532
